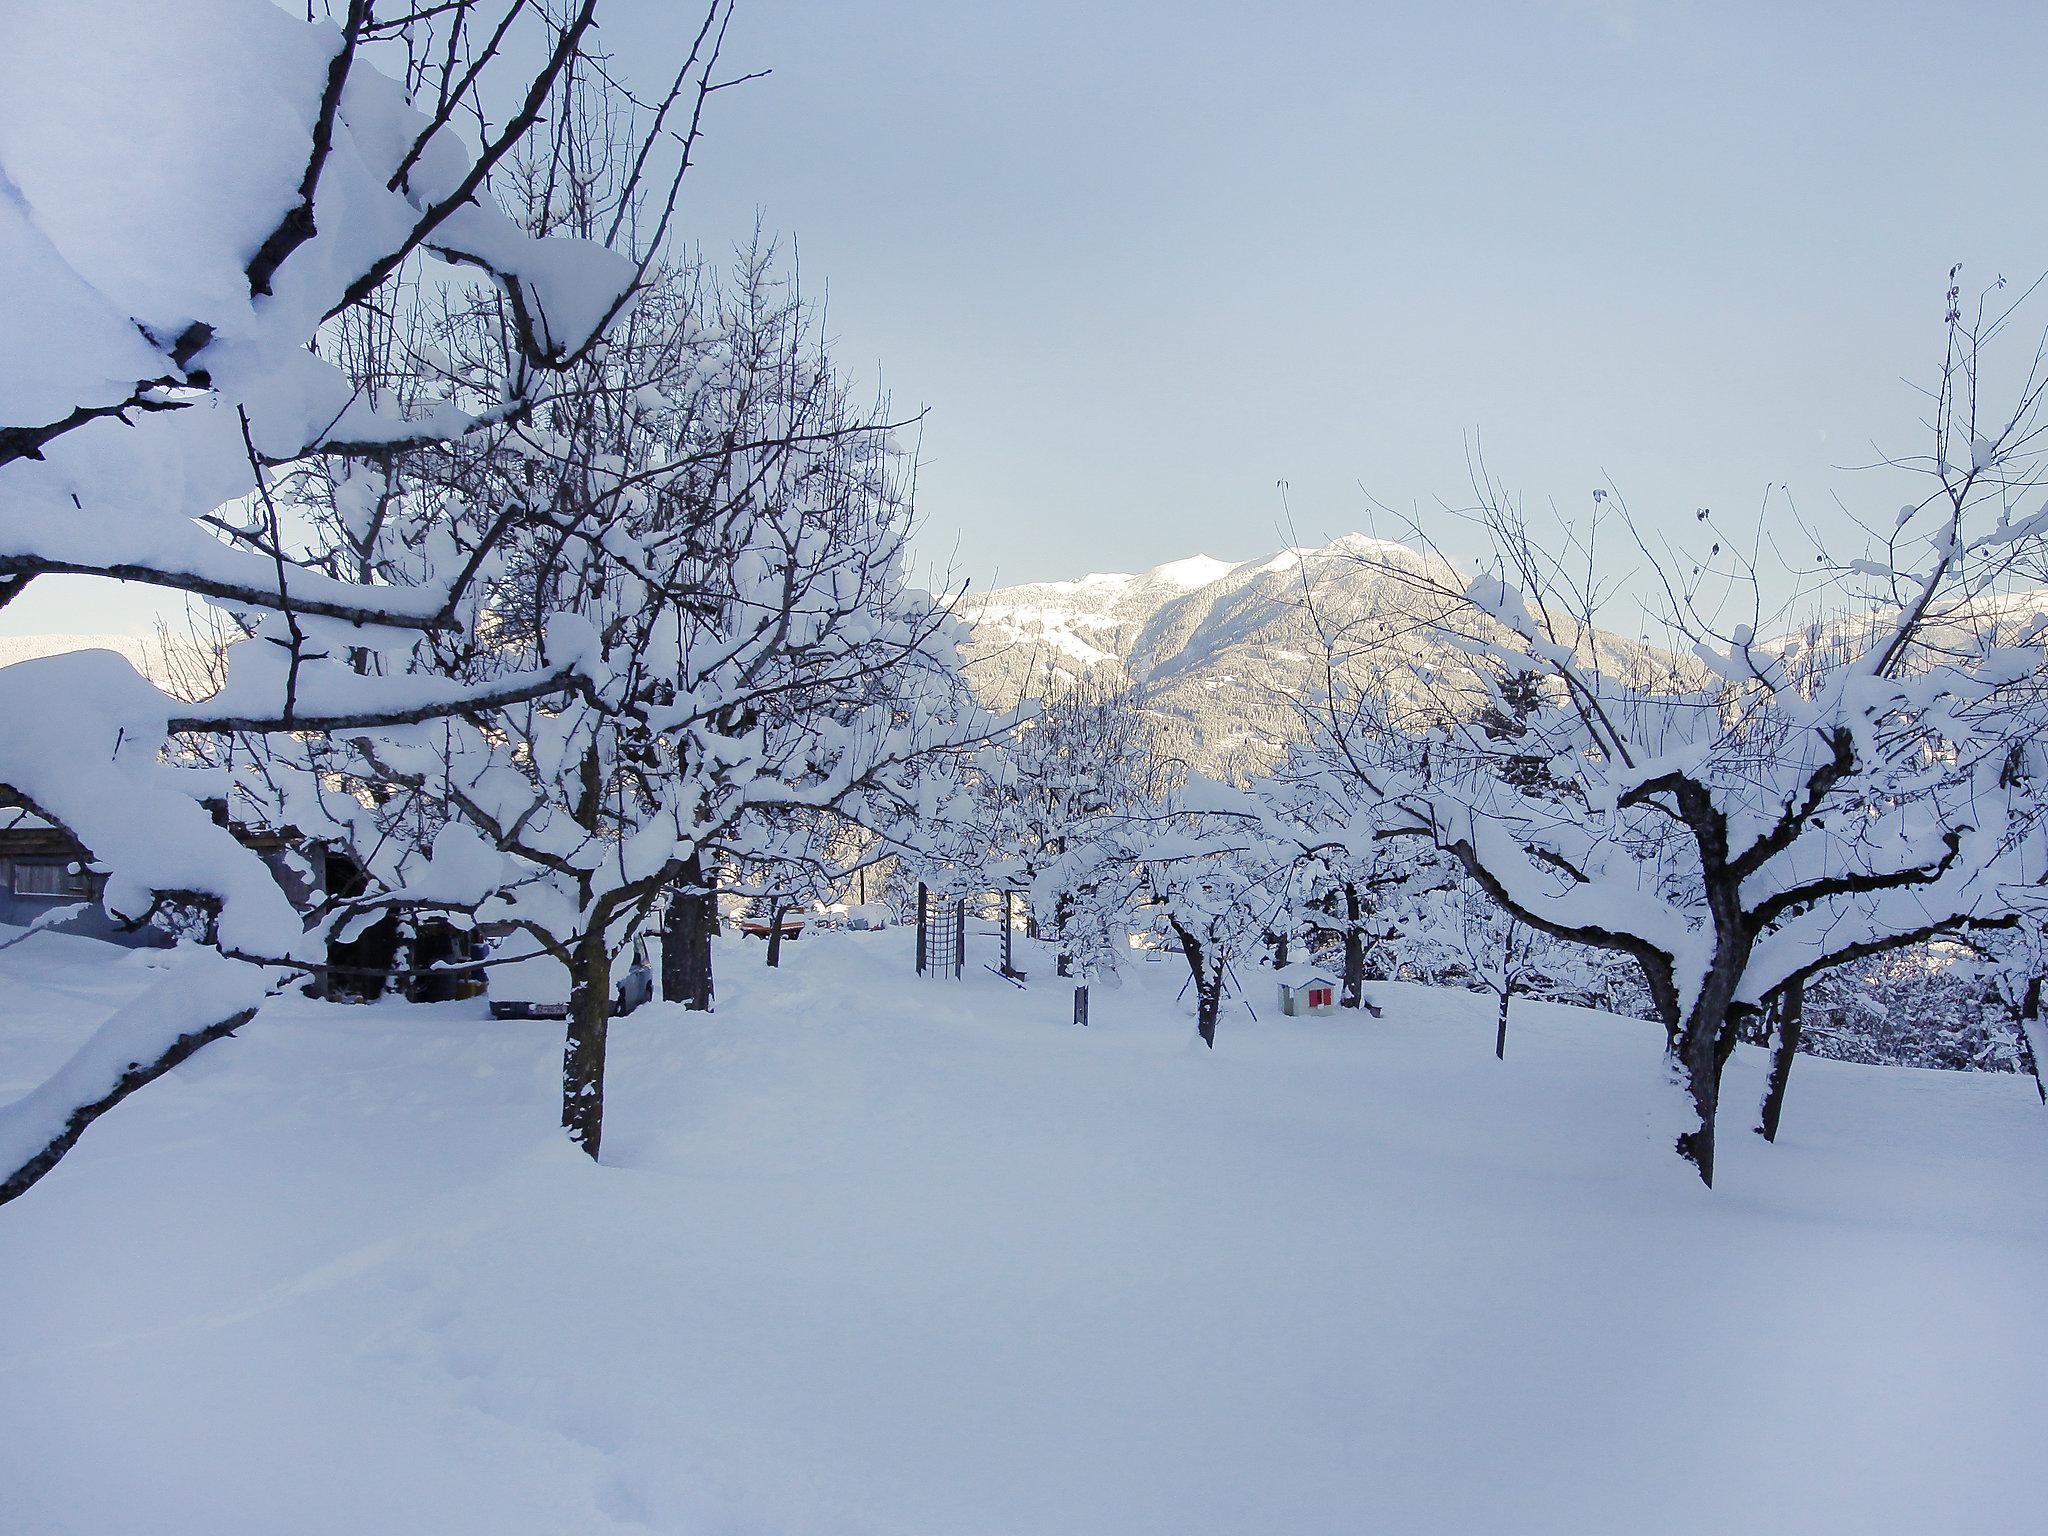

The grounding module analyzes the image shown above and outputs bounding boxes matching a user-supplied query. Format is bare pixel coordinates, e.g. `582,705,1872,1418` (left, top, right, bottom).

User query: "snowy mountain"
959,534,1667,774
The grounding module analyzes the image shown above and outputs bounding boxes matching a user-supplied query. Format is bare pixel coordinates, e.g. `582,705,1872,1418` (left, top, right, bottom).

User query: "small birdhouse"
1275,964,1340,1017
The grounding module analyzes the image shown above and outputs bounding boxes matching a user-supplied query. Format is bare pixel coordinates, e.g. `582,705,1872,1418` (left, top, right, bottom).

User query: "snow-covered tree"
0,0,712,1203
269,239,979,1157
1954,915,2048,1102
1125,776,1298,1046
1330,284,2048,1184
1259,736,1445,1011
974,679,1159,980
1393,878,1534,1058
724,808,854,968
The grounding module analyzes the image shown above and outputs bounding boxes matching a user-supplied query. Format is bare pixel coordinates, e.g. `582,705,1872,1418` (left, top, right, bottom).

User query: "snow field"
2,925,2044,1535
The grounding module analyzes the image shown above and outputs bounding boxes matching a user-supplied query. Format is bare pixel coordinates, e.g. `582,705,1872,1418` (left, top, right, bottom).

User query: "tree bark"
2013,975,2046,1105
765,901,785,968
662,851,715,1010
1673,1030,1722,1186
1671,987,1743,1187
561,943,611,1160
1169,919,1221,1047
1195,976,1222,1047
1494,987,1511,1061
1663,887,1755,1187
1756,978,1805,1143
1340,882,1366,1010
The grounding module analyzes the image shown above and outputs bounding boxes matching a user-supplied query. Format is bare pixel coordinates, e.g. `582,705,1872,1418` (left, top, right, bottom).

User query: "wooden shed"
1275,964,1340,1017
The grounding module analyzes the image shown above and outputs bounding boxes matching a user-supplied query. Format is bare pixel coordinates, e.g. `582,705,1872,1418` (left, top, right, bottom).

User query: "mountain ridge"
957,533,1685,775
957,535,1481,773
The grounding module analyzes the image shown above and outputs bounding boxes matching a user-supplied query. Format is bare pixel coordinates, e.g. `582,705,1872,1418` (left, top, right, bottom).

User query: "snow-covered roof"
1273,964,1339,989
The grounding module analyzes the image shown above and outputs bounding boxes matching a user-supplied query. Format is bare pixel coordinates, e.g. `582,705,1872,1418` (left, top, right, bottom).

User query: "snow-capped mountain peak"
957,534,1457,770
957,532,1670,775
1145,553,1236,588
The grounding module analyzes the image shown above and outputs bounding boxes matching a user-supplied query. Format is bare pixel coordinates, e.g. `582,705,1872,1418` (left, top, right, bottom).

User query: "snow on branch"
0,954,275,1208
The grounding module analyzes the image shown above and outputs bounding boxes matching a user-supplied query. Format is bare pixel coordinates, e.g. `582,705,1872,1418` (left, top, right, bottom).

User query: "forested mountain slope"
959,534,1675,774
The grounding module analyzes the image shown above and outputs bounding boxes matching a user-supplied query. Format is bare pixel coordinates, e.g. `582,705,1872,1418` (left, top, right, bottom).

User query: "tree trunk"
561,944,611,1160
1673,1031,1721,1186
916,882,929,974
1340,882,1366,1009
1195,975,1222,1048
1171,920,1221,1047
1494,986,1511,1061
2013,975,2046,1105
1271,932,1289,968
662,852,715,1010
1672,995,1743,1187
1756,978,1805,1143
765,901,785,969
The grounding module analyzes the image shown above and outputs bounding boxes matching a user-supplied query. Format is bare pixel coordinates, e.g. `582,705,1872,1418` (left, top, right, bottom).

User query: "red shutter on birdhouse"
1310,987,1332,1008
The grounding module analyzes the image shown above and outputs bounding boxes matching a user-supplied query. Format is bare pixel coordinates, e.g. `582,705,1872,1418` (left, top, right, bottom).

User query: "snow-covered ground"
3,925,2044,1535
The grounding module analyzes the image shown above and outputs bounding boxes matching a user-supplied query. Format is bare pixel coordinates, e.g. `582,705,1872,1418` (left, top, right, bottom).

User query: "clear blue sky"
12,0,2046,637
648,0,2048,610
